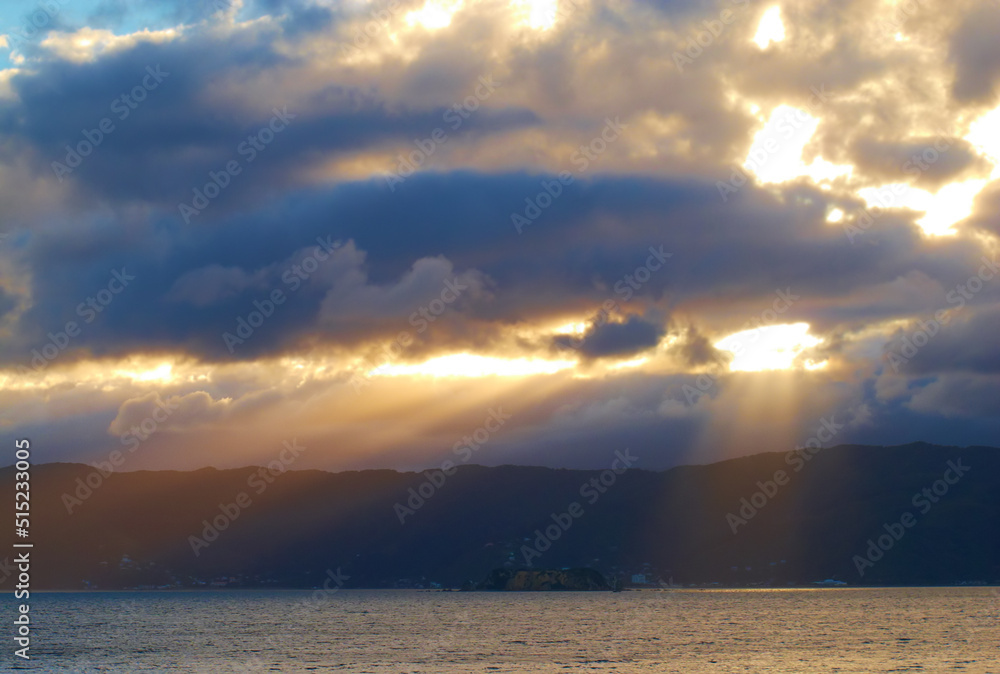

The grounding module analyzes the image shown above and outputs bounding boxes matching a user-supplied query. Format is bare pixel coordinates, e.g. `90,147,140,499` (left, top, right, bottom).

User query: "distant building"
631,574,648,584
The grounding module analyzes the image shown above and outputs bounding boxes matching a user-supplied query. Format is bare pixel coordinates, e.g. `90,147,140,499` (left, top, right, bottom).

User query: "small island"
475,568,610,591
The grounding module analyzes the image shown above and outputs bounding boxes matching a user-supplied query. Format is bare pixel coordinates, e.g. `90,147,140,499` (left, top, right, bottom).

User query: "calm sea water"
10,587,999,672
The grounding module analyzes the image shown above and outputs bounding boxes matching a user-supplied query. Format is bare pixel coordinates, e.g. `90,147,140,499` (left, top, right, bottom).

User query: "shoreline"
25,583,1000,593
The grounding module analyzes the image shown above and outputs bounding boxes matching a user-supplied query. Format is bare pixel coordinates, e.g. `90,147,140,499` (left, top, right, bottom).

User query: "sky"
1,0,999,472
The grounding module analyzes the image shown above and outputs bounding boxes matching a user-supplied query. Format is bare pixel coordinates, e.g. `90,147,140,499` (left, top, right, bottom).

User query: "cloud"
0,287,17,318
907,373,1000,418
108,390,222,435
317,248,492,325
167,265,264,306
884,303,1000,376
669,326,729,367
849,136,989,189
949,3,1000,103
0,166,992,371
554,314,665,359
1,0,1000,470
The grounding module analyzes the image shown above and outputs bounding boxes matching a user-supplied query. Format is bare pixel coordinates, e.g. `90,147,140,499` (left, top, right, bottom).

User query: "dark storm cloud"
670,326,728,367
553,315,666,359
884,302,1000,377
847,384,1000,447
906,373,1000,418
0,34,539,212
2,166,994,369
1,34,292,176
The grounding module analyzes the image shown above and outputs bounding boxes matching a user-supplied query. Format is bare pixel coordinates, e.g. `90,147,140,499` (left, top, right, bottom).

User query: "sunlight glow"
966,105,1000,178
607,356,649,370
406,0,464,29
743,105,852,184
858,179,987,236
39,27,180,63
370,353,576,378
753,7,785,49
714,323,822,372
553,321,588,335
917,180,987,234
112,363,174,382
512,0,560,29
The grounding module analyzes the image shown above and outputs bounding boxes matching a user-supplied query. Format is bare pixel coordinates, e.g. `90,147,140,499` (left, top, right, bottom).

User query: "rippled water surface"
13,587,1000,672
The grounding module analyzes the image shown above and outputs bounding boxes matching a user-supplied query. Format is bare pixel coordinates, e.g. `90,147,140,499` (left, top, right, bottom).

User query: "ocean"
13,587,999,672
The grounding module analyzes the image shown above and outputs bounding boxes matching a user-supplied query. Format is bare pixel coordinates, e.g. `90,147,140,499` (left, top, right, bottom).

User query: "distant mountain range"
2,443,997,590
